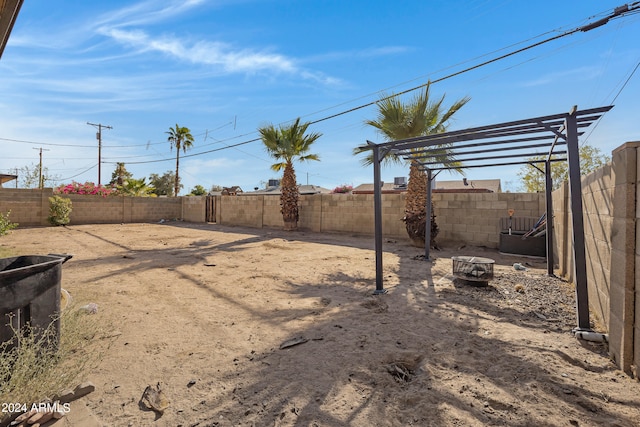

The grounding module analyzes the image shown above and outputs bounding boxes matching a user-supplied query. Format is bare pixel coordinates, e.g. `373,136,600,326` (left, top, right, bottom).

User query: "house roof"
244,184,332,195
352,182,406,194
0,0,23,60
434,179,501,193
0,173,17,187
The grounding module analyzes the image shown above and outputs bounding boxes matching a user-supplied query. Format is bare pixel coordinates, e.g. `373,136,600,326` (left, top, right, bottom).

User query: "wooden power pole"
87,122,112,186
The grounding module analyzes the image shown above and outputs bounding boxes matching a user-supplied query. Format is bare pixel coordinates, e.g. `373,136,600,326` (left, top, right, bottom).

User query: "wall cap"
612,141,640,155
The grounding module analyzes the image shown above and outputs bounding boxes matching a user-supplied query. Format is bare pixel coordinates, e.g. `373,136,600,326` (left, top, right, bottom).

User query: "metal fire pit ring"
452,256,495,286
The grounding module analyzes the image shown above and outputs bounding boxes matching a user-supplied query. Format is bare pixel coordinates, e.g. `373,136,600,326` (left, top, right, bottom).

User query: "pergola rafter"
366,105,613,333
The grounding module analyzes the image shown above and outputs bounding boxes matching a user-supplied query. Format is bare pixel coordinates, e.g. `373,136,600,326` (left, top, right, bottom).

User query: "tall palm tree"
110,162,132,186
355,83,470,248
166,124,194,197
259,118,321,231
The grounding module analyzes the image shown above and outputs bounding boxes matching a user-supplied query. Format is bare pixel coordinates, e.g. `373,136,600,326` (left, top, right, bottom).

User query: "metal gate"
205,196,216,223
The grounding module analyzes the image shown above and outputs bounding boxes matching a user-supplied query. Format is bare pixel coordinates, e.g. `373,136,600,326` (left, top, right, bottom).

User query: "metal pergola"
367,105,613,333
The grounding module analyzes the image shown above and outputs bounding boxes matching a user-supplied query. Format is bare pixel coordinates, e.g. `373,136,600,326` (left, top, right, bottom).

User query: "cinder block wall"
66,194,128,224
608,143,639,373
66,194,182,224
433,192,545,248
182,196,206,223
0,189,188,225
552,181,572,280
219,195,265,228
552,141,640,376
0,188,51,226
582,164,614,329
217,192,545,245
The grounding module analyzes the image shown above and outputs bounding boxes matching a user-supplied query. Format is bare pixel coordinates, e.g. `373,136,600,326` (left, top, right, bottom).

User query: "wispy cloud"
94,0,209,29
101,28,297,74
521,66,603,87
93,0,337,84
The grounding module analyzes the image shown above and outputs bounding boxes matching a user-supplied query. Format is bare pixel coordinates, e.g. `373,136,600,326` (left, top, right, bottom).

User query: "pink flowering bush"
55,181,117,197
332,184,353,194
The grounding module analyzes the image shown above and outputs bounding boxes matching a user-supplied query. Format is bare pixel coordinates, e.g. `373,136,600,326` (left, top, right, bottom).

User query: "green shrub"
0,210,18,236
48,196,72,226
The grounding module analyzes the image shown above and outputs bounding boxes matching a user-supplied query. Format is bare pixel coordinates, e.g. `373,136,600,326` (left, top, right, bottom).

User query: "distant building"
434,179,501,193
244,184,332,195
0,174,17,188
221,186,243,196
352,177,501,194
352,177,408,194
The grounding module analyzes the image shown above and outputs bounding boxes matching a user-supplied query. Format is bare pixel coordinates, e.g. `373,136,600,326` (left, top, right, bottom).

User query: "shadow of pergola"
30,222,638,426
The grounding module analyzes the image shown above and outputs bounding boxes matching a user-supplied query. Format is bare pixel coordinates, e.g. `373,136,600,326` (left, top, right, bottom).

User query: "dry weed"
0,304,111,423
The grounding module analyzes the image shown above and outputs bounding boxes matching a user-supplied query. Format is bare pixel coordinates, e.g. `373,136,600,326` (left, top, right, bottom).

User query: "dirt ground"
2,222,640,427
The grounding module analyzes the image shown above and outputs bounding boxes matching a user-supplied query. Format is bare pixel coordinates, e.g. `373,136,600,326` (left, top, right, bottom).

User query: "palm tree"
110,162,132,186
118,177,156,197
259,118,321,231
166,124,194,197
355,83,470,248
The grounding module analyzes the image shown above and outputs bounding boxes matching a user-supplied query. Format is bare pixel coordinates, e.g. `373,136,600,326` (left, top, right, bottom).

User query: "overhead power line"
106,2,640,166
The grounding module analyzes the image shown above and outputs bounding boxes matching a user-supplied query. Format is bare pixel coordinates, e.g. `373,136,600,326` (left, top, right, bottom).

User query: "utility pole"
33,147,50,189
87,122,112,186
14,168,18,188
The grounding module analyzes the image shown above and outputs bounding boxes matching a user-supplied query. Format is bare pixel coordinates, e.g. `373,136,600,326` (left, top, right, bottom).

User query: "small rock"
140,383,170,415
513,263,528,271
79,303,98,314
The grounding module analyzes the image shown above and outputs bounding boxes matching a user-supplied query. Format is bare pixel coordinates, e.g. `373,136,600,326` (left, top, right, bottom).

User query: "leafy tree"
355,83,470,248
18,163,59,189
518,144,610,192
110,162,133,186
118,178,156,197
188,185,208,196
149,171,179,197
166,124,194,196
210,184,223,192
259,118,321,231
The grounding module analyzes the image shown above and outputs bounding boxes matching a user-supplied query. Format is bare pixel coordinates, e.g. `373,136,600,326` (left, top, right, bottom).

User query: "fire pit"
452,256,495,286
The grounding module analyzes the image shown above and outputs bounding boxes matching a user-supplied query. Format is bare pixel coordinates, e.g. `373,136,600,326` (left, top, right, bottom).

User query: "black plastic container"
0,254,72,350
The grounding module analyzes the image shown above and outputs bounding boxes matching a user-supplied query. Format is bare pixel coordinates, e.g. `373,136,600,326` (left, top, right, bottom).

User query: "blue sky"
1,0,639,193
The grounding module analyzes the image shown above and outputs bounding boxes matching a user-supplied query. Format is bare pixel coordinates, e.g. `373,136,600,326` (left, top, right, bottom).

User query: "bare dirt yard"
2,223,640,427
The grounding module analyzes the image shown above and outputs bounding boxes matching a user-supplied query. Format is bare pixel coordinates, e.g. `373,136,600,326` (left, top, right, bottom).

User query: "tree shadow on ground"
170,237,638,426
26,223,637,426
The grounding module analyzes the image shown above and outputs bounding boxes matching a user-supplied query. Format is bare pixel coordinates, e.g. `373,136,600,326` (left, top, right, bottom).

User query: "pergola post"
565,109,590,330
371,143,386,295
366,106,611,297
544,160,554,276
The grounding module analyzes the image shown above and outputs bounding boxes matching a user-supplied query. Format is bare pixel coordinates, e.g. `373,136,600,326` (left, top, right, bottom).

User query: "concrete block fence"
1,141,638,376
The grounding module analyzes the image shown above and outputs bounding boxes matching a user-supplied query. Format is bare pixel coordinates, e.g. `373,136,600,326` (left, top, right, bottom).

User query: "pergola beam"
418,158,567,171
373,106,612,150
368,105,613,335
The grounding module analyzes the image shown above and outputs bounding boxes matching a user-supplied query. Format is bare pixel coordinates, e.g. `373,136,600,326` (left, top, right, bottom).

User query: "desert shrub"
48,196,72,226
0,210,18,235
0,306,108,423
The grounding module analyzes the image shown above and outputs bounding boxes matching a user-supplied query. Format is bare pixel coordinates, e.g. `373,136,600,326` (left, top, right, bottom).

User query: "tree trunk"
175,150,180,197
280,162,298,231
404,203,439,248
403,160,439,248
